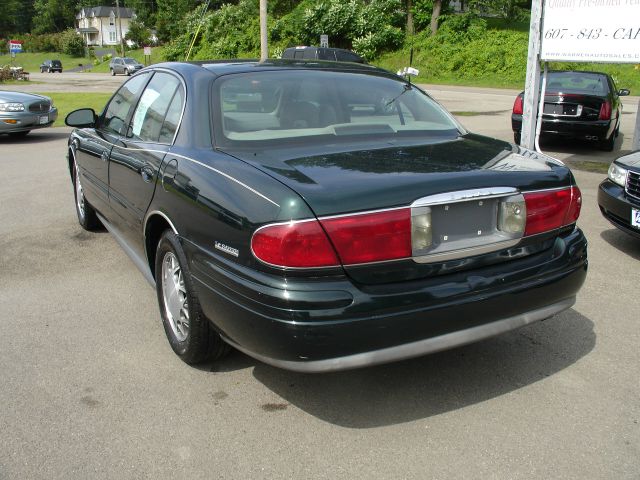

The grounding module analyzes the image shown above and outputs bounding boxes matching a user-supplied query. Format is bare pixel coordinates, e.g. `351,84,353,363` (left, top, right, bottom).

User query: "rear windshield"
214,70,460,146
545,72,608,95
52,60,61,66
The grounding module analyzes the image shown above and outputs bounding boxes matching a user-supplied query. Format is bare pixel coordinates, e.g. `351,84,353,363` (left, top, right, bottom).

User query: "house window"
109,31,117,43
109,13,115,26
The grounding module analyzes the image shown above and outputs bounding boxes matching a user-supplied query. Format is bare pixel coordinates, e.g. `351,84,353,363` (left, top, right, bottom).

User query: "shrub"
60,29,85,57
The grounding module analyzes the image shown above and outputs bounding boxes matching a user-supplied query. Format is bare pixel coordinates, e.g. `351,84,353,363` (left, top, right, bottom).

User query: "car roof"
153,58,391,78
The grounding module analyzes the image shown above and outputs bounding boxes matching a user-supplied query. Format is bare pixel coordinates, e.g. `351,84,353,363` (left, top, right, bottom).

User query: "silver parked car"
109,57,144,76
0,91,58,137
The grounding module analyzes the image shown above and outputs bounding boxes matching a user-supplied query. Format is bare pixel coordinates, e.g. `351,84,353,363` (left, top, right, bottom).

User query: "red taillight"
513,95,523,115
523,186,582,236
251,220,339,268
599,101,612,120
251,209,412,268
320,208,412,265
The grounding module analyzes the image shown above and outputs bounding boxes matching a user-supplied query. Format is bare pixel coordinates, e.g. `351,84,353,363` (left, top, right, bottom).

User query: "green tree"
155,0,203,41
125,17,152,46
125,0,159,26
32,0,77,34
0,0,35,35
468,0,530,21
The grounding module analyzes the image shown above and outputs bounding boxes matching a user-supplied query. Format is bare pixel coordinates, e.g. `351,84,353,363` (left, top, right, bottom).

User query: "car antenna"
397,43,419,84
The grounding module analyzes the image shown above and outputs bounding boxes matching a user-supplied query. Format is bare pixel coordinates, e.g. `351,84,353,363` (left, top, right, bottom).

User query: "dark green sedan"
65,60,587,372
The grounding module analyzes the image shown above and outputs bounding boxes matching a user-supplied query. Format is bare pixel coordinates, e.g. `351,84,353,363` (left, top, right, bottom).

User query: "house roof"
77,6,135,19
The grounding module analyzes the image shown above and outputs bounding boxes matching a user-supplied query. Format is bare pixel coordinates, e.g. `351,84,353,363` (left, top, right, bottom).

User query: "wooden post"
116,0,126,57
521,0,543,149
260,0,268,61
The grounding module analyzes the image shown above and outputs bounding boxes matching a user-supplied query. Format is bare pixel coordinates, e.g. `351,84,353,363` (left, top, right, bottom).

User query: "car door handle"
140,166,154,183
100,151,109,162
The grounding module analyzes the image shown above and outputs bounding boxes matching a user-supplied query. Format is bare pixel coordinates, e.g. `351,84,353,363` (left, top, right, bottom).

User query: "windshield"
544,72,608,95
213,70,460,146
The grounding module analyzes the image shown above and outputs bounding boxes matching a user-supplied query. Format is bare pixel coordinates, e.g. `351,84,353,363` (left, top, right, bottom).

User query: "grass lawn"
375,51,640,93
0,52,88,73
36,92,112,127
0,47,166,74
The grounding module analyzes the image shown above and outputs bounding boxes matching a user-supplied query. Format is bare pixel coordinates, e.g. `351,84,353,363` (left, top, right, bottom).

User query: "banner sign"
541,1,640,63
9,40,23,53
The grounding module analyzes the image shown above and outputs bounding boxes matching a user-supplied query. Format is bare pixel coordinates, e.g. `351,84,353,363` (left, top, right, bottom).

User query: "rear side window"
130,72,183,143
302,48,317,60
159,86,185,144
102,72,150,136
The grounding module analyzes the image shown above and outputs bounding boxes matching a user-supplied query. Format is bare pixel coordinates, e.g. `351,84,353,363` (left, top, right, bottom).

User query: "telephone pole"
260,0,268,61
116,0,126,57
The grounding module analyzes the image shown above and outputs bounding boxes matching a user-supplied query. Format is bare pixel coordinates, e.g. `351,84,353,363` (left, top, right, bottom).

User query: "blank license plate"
39,115,48,124
632,208,640,229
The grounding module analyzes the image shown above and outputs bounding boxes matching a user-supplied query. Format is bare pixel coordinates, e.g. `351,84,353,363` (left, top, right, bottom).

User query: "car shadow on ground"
600,228,640,260
539,134,628,162
206,309,595,428
0,129,71,145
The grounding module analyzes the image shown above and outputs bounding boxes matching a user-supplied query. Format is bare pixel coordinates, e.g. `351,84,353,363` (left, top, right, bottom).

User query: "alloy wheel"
75,164,85,220
161,251,189,342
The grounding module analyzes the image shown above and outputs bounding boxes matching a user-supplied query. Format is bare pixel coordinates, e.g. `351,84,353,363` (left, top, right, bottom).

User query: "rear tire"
600,132,616,152
155,230,230,365
73,155,100,230
513,131,521,145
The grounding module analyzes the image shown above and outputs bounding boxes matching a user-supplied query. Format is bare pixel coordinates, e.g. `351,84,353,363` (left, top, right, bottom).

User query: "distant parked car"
282,46,365,63
512,70,629,151
598,151,640,239
40,60,63,73
109,57,144,76
0,91,58,137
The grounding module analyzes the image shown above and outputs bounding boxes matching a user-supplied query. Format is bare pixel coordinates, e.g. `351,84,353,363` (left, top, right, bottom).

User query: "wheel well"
68,148,75,182
145,214,174,280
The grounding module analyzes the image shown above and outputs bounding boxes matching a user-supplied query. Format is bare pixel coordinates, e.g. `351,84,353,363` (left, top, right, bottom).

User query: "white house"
76,6,135,47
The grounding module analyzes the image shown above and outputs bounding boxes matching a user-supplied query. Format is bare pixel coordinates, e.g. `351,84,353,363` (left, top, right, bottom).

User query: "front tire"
110,68,115,76
155,230,230,365
73,156,100,230
8,130,30,138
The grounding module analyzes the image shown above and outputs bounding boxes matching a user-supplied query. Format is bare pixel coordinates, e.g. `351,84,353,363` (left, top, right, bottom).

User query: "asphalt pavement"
0,77,638,479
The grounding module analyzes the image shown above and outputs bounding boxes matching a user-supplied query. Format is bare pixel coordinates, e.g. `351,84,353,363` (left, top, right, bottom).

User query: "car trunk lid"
224,134,576,284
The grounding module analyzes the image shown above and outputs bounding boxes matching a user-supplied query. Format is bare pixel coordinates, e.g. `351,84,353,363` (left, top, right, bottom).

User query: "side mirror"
618,89,630,96
65,108,96,128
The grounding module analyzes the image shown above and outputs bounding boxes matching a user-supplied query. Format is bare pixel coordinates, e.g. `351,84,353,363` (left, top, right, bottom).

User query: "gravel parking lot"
0,75,638,479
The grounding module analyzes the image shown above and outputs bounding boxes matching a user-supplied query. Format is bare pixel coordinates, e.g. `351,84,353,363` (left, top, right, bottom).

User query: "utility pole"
260,0,268,61
116,0,126,57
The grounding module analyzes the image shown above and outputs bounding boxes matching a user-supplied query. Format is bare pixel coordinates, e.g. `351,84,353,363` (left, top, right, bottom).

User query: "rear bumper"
598,179,640,239
512,115,613,140
187,228,588,372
